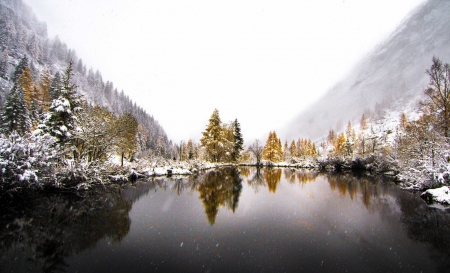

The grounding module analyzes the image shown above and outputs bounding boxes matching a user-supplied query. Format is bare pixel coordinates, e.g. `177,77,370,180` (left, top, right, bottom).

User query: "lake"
1,167,450,273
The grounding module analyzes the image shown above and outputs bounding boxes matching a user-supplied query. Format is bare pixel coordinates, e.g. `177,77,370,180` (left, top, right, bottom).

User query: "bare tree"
425,56,450,137
248,139,264,165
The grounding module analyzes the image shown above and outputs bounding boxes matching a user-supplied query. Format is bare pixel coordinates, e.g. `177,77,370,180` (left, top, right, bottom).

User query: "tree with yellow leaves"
289,140,297,157
399,112,408,129
39,69,52,112
201,109,226,162
18,67,35,108
263,131,283,162
333,132,347,156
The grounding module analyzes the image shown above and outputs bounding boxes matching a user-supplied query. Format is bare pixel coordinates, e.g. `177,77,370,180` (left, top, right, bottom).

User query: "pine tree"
48,72,61,101
1,84,30,135
232,119,244,162
39,61,82,145
12,55,28,83
39,69,52,111
360,114,368,131
0,49,8,79
200,109,225,162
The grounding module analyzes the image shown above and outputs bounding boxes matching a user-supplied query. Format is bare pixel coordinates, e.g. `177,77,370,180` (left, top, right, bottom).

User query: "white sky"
24,0,425,144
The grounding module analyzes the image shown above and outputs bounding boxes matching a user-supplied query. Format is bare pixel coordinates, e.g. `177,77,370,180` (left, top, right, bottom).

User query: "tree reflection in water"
2,168,450,272
0,189,132,273
246,167,319,193
196,167,243,225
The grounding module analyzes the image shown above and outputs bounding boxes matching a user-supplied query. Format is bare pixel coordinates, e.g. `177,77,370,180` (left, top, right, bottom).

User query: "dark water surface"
1,167,450,273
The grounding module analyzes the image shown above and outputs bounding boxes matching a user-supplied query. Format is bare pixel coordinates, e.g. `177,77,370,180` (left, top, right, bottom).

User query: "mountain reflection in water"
1,167,450,273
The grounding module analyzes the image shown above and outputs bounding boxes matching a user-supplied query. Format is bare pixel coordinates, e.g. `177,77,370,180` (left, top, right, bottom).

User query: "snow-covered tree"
39,61,82,145
248,139,264,165
0,84,30,135
289,140,297,157
11,55,28,83
115,113,138,166
0,132,59,192
48,72,61,101
396,114,449,189
360,113,368,131
425,56,450,137
39,69,52,111
73,104,116,162
200,109,226,162
0,49,9,79
333,132,346,157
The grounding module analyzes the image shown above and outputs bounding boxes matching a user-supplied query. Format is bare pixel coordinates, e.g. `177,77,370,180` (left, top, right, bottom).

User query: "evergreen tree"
0,49,8,79
232,118,244,162
200,109,225,162
12,55,28,83
1,84,30,135
39,69,52,111
39,61,82,145
48,72,61,101
360,114,368,131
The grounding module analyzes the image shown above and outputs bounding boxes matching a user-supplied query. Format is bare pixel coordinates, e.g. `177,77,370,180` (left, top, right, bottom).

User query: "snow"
421,186,450,205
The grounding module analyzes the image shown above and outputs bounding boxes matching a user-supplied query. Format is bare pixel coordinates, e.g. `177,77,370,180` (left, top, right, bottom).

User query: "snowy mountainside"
0,0,175,156
284,0,450,141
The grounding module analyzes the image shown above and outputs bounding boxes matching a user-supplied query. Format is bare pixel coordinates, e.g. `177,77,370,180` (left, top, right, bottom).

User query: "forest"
0,0,449,198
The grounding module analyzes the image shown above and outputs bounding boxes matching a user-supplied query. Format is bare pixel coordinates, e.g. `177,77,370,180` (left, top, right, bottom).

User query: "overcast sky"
24,0,425,144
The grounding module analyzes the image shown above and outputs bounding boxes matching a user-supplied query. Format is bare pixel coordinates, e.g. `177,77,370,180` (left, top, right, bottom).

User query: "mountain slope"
0,0,175,157
284,0,450,140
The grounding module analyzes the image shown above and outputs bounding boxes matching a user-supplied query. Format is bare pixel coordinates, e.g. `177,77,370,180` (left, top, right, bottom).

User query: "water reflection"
0,190,131,272
245,167,319,193
264,168,282,193
197,168,242,225
2,168,450,272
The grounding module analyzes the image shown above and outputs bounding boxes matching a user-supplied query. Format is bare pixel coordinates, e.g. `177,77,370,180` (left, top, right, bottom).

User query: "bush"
0,132,60,193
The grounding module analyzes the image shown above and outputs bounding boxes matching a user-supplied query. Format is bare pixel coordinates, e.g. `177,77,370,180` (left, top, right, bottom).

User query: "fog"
24,0,425,144
283,0,450,142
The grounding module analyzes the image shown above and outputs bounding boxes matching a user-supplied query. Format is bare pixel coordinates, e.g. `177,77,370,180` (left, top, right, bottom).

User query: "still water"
1,167,450,273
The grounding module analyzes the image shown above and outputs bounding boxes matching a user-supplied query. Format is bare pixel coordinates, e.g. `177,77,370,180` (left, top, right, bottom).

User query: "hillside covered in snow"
283,0,450,141
0,0,176,157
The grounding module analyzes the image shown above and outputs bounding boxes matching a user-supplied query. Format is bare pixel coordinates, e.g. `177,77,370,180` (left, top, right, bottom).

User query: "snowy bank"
421,186,450,205
259,159,319,169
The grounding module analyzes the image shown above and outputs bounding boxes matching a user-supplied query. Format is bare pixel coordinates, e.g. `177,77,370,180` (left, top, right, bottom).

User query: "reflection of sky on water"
66,168,444,272
3,168,449,272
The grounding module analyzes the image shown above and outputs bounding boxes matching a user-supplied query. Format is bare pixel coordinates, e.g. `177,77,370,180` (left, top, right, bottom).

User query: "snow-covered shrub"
0,132,60,192
395,116,450,190
54,159,103,189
